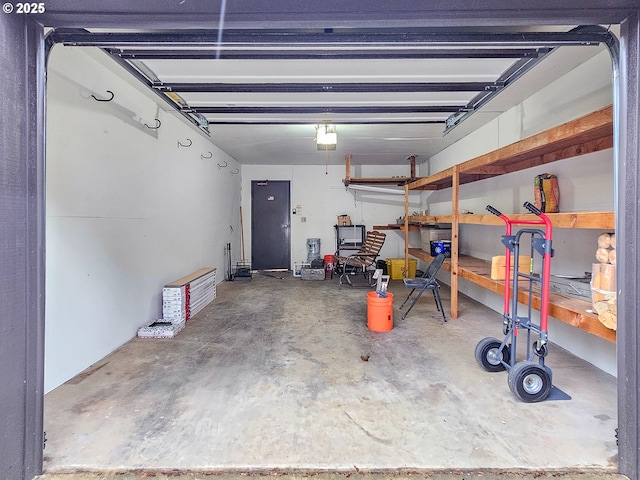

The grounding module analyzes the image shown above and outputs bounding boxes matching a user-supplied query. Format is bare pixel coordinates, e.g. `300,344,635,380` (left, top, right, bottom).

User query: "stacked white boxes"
163,267,217,323
138,267,216,338
137,320,185,338
162,285,188,324
186,268,217,316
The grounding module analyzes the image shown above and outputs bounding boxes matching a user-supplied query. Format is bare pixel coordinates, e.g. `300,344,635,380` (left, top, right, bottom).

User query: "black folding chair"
399,253,446,322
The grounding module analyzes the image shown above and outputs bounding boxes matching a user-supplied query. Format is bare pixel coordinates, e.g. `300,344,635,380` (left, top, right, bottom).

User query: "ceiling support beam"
193,105,461,115
49,28,611,49
204,119,445,125
111,47,552,60
445,54,550,132
158,82,500,94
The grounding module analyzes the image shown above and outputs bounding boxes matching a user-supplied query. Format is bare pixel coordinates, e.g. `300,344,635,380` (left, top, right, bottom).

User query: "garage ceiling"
48,27,612,165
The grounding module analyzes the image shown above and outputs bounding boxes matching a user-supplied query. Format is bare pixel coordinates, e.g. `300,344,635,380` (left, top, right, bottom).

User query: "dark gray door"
251,180,291,270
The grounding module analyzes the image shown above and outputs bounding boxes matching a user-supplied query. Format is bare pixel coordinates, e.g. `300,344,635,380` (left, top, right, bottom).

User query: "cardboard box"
420,228,451,252
162,286,186,298
337,215,351,226
490,255,532,280
137,319,185,338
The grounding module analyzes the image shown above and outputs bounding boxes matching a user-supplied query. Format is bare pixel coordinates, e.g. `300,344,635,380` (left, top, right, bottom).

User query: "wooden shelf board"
343,176,420,186
408,212,613,229
457,212,615,229
457,105,613,177
373,224,420,232
408,215,454,225
407,248,615,343
406,106,612,191
409,248,451,268
407,167,454,191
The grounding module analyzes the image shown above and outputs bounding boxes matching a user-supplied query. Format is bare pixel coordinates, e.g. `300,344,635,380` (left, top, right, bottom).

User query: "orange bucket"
367,291,393,332
324,254,335,271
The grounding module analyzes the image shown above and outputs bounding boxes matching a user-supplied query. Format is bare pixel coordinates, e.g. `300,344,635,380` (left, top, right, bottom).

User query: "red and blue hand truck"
475,201,554,402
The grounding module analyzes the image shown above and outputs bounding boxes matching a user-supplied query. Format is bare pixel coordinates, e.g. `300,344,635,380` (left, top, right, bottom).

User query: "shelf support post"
410,155,416,180
451,164,460,318
345,154,351,184
404,183,409,277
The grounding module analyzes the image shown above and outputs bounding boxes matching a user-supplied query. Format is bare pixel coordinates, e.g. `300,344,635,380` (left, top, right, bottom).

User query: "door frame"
4,4,639,479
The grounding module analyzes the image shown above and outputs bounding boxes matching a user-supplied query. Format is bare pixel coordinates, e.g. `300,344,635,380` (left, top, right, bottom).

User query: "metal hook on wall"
144,118,161,130
201,152,213,159
178,139,192,148
217,160,228,169
91,90,114,102
230,168,240,175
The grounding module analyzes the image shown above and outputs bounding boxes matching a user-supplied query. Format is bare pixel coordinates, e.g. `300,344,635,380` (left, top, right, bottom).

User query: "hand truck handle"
524,201,542,216
486,205,502,217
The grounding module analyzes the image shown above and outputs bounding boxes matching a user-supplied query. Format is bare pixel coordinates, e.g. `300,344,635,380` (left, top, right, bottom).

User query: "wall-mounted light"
316,124,337,150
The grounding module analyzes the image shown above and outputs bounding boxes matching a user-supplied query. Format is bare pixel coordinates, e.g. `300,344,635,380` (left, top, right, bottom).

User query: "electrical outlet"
301,216,306,222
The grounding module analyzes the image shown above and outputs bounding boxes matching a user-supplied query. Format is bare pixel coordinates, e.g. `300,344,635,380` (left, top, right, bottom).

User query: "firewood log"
592,263,616,291
609,249,616,265
600,264,616,290
597,233,611,249
610,233,616,249
599,310,617,330
596,248,610,263
593,300,609,316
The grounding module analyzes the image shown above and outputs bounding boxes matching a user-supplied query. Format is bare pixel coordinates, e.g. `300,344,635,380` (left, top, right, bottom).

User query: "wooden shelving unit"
343,153,424,186
408,249,615,343
402,105,615,343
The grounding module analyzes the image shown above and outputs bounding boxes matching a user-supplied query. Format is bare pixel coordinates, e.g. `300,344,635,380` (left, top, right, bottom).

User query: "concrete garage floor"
41,272,621,479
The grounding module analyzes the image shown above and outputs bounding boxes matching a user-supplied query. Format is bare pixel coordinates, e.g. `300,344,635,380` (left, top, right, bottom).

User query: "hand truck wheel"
533,340,548,358
475,337,510,372
507,360,552,403
502,319,512,336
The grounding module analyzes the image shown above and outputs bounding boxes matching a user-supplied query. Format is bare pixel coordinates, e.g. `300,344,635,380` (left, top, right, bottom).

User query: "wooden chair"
335,230,386,287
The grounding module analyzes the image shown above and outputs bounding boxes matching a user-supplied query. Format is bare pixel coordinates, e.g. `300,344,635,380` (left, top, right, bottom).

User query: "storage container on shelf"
386,258,417,280
429,240,451,258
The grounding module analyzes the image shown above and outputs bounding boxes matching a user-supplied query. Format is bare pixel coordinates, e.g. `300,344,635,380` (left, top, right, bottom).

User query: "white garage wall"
45,47,242,392
241,164,422,268
422,49,617,375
